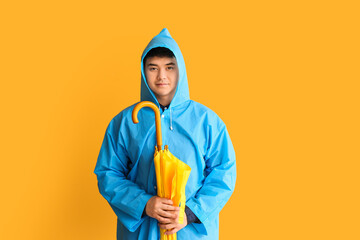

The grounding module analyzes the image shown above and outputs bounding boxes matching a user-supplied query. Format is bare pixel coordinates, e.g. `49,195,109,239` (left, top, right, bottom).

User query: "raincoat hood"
140,28,190,109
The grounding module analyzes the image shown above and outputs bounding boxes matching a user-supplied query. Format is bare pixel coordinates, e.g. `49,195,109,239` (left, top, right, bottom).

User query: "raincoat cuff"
185,200,208,236
139,193,153,219
185,205,200,224
125,193,153,232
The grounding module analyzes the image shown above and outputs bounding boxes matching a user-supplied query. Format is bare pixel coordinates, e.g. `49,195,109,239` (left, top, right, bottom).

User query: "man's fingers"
158,208,178,218
158,209,176,219
158,223,176,230
156,215,172,223
162,204,179,211
163,209,179,218
165,227,179,235
160,198,173,205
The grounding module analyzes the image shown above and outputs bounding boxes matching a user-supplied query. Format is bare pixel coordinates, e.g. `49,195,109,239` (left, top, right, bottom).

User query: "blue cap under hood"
140,28,190,109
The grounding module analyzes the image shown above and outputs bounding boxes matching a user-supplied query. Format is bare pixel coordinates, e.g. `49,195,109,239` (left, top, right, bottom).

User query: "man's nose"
157,68,166,80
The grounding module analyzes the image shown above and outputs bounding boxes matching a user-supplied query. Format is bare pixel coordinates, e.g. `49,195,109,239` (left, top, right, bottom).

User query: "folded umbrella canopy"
132,101,191,240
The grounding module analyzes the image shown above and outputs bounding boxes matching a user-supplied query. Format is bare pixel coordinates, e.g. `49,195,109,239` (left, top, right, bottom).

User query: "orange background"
1,0,359,239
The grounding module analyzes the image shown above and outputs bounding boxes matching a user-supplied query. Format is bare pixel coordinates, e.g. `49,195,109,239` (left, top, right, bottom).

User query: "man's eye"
150,68,157,71
167,67,174,70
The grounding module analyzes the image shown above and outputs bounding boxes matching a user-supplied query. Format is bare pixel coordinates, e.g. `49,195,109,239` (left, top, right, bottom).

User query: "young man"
94,28,236,239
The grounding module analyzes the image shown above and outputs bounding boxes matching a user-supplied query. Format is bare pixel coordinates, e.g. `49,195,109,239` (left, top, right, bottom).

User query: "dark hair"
143,47,175,68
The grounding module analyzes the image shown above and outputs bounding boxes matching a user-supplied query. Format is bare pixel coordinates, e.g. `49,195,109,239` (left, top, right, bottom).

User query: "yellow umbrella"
132,101,191,240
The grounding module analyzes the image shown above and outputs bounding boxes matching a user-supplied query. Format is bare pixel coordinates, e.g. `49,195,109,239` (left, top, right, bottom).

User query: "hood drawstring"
159,104,174,131
170,107,173,131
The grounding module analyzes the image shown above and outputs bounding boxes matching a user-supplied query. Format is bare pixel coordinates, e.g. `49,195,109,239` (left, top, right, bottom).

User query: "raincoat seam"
204,125,226,162
106,131,129,173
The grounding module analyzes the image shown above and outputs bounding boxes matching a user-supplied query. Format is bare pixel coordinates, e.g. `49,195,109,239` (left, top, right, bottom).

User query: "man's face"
144,56,179,103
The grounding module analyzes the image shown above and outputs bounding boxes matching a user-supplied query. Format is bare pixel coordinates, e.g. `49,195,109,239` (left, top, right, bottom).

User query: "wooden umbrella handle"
132,101,162,150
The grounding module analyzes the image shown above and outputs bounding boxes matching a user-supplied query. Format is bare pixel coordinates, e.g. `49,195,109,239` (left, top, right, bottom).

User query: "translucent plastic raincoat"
94,28,237,239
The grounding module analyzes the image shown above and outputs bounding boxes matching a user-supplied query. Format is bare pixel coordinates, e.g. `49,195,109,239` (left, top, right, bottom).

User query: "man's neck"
157,97,172,107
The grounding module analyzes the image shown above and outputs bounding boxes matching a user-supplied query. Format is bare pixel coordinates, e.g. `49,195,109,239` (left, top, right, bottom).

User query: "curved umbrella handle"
132,101,162,150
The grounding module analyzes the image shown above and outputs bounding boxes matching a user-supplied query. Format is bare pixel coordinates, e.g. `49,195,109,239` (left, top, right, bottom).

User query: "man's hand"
158,209,187,235
145,196,179,223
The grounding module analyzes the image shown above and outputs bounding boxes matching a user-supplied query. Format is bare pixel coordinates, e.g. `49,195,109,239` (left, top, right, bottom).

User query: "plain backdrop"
0,0,359,239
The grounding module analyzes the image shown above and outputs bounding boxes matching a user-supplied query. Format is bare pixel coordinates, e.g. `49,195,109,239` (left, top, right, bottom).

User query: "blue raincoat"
94,28,236,239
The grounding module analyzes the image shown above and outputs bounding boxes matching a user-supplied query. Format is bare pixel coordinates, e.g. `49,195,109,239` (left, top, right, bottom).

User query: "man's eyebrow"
147,62,176,66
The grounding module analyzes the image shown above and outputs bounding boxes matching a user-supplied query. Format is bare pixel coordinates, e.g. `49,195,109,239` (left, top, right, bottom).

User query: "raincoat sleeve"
186,123,236,235
94,118,153,232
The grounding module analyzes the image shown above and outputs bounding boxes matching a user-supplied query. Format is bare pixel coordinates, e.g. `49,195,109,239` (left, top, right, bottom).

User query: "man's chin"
154,92,170,97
